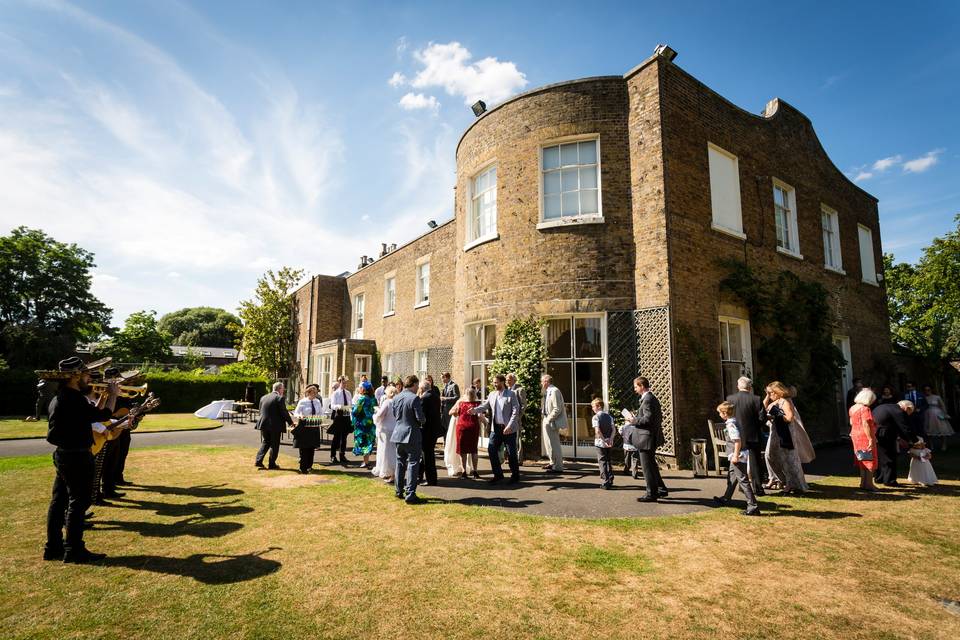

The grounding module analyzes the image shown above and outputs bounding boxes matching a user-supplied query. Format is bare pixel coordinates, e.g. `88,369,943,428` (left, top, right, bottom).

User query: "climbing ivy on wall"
490,317,547,456
719,259,846,427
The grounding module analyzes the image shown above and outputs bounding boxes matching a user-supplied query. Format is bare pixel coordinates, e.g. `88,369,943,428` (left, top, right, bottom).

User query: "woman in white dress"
763,382,809,493
371,385,398,482
922,385,954,451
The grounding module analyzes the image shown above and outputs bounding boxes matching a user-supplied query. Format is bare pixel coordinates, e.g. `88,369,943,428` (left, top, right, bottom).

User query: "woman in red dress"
450,388,483,479
849,387,879,492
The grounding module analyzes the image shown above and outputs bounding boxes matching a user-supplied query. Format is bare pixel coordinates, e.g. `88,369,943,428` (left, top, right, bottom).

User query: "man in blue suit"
391,375,426,504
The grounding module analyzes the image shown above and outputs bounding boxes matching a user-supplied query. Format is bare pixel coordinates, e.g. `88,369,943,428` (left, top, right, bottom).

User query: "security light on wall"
427,220,438,229
654,44,678,61
471,100,486,117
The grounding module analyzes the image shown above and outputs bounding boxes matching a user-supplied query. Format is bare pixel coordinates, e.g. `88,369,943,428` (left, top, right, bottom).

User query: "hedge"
0,369,41,416
143,372,269,413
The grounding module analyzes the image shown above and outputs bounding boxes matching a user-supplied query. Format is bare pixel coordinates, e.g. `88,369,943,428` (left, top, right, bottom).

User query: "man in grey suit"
470,374,521,484
625,376,669,502
391,375,426,504
255,381,293,470
540,374,566,473
726,376,767,496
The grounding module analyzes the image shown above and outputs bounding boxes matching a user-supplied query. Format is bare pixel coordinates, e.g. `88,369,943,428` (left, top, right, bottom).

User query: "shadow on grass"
446,496,544,509
91,518,244,538
111,497,254,519
100,547,282,584
805,483,926,501
125,483,244,498
757,502,863,519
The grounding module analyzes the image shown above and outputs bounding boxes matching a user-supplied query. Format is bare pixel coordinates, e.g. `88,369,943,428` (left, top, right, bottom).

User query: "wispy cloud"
854,171,873,183
820,74,843,90
872,155,902,172
902,148,944,174
388,71,406,87
398,92,439,112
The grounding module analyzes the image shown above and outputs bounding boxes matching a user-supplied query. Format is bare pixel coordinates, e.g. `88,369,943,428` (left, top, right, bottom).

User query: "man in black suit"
625,376,669,502
726,376,768,496
439,372,460,429
419,377,442,486
254,381,293,470
872,400,916,486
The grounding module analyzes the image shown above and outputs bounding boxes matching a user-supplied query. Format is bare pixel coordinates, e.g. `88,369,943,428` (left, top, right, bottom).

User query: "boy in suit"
712,401,760,516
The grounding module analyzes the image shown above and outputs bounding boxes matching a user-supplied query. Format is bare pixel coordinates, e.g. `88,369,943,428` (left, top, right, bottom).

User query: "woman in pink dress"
449,388,483,479
848,387,879,492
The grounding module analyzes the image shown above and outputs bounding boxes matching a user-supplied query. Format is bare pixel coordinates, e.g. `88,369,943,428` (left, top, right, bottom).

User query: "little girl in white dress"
907,440,938,486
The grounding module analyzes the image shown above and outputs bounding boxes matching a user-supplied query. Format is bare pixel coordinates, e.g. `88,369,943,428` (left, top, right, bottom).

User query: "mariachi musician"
44,357,119,564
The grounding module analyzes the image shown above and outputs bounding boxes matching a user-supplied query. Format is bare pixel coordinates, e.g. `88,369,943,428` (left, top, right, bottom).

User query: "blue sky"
1,0,957,325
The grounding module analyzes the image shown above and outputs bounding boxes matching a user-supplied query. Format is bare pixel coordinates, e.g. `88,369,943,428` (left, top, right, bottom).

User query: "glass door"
466,323,496,449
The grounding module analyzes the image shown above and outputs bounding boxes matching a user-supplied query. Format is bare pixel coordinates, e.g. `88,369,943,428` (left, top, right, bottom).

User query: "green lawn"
0,413,222,440
0,445,958,639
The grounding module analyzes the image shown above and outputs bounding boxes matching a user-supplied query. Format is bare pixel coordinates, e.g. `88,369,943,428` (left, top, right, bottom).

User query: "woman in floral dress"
352,381,377,468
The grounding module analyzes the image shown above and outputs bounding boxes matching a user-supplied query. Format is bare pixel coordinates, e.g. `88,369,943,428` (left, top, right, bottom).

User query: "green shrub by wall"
143,372,269,413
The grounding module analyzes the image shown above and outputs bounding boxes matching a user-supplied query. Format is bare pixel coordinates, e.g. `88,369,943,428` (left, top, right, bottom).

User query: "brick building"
291,45,891,465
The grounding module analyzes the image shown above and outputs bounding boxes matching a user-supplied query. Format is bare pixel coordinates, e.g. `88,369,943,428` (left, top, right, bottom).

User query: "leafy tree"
157,307,242,348
490,317,547,455
180,347,206,370
0,227,111,368
884,213,960,388
219,361,269,379
98,311,172,364
236,267,304,379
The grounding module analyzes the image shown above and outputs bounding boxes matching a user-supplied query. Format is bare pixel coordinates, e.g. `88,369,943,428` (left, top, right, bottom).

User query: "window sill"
711,224,747,240
861,279,879,287
824,265,846,276
463,233,499,252
536,214,604,231
776,246,804,261
382,311,396,318
414,300,430,309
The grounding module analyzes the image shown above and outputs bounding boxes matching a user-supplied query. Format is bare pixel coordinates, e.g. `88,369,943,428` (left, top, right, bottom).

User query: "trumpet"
89,382,149,398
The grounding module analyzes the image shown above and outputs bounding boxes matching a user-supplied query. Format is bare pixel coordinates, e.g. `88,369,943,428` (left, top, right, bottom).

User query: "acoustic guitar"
91,393,161,455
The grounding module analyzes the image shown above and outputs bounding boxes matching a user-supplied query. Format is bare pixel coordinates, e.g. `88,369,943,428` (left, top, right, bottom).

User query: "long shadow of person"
125,483,244,499
110,496,254,519
100,547,282,584
90,518,245,538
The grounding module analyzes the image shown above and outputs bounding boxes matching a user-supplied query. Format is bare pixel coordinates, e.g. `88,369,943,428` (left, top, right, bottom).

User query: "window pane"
546,318,571,359
719,321,730,360
575,361,604,405
562,191,579,216
542,146,559,170
574,317,602,359
728,323,743,360
483,324,497,360
544,194,561,219
468,325,482,362
561,168,578,192
544,171,561,195
546,361,573,441
579,189,598,214
579,166,597,189
574,403,596,448
471,364,485,397
560,143,578,166
578,140,597,164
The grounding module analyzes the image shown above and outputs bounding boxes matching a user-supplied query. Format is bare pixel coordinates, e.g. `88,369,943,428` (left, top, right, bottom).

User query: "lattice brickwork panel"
428,347,453,379
607,311,640,416
634,307,676,457
391,350,413,378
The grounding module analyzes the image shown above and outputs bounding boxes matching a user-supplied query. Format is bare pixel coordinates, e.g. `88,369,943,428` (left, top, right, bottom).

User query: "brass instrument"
88,382,148,398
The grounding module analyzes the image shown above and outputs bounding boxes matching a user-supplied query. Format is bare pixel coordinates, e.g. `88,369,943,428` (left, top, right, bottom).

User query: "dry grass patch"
0,446,958,639
0,413,222,440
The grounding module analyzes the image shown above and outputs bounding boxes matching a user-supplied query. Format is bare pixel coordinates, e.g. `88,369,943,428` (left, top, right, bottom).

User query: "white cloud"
409,41,527,105
872,155,902,172
903,149,944,174
395,36,408,58
854,171,873,183
388,71,406,87
398,92,439,112
167,271,181,278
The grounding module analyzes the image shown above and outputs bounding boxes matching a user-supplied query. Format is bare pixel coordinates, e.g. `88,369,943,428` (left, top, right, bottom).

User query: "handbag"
855,449,873,462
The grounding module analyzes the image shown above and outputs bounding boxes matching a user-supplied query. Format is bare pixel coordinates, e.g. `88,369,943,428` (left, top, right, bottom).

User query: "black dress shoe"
102,491,125,499
255,462,266,469
404,495,425,505
115,478,130,486
637,496,658,503
93,498,107,506
713,496,729,506
395,492,404,499
508,476,520,484
268,464,281,470
43,547,64,561
63,549,106,564
742,509,761,516
755,488,766,497
487,477,503,484
658,488,669,498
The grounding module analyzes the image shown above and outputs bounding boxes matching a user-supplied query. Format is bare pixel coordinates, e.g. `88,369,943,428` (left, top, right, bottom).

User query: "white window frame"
821,205,844,274
718,316,753,398
466,163,499,251
354,354,372,381
772,178,802,259
382,354,395,381
537,135,603,230
415,349,428,380
707,143,745,239
833,335,853,399
465,322,497,400
415,256,430,308
383,273,396,317
316,354,333,397
351,293,365,339
858,224,878,285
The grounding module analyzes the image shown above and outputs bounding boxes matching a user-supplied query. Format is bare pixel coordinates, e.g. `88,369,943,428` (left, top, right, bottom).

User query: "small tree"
490,317,546,457
98,310,172,364
236,267,304,379
158,307,242,348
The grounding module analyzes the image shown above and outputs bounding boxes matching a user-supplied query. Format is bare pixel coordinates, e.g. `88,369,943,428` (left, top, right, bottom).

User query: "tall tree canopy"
237,267,304,379
98,311,172,364
884,213,960,385
158,307,242,347
0,227,111,369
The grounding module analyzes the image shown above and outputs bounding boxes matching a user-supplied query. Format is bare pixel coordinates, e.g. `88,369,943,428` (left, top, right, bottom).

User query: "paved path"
0,422,853,519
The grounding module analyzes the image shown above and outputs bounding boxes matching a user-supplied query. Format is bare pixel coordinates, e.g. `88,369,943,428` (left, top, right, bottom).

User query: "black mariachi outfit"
45,387,113,556
293,398,323,472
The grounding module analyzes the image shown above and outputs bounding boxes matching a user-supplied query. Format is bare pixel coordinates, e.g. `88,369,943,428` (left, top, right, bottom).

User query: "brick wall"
658,60,891,453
